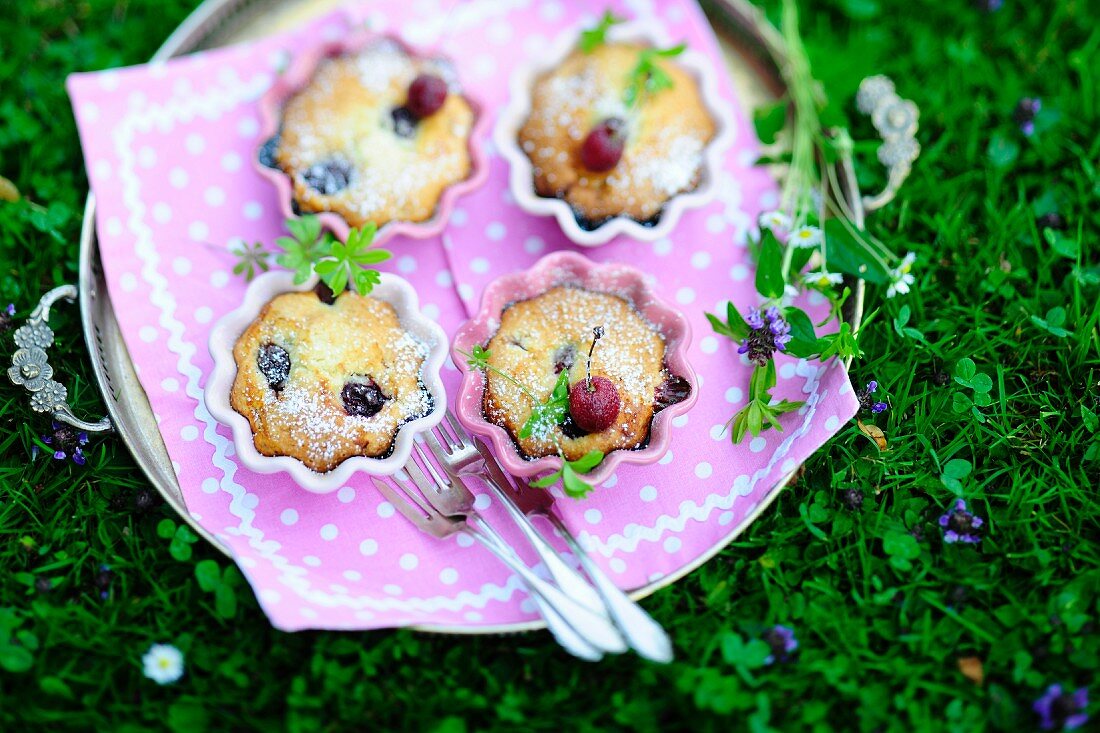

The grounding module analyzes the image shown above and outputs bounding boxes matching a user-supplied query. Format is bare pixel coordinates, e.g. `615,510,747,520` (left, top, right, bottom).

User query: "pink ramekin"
451,251,698,489
254,29,490,245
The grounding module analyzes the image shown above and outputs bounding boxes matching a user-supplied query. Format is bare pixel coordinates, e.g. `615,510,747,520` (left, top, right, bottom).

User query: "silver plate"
76,0,865,634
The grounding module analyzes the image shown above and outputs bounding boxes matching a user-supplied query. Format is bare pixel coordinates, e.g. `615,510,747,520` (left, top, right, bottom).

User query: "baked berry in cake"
517,38,717,229
264,39,475,229
230,283,434,473
480,286,690,462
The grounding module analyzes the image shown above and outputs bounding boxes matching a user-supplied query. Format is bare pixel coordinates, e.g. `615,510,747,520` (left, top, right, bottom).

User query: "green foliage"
0,0,1098,730
951,358,994,423
726,361,804,443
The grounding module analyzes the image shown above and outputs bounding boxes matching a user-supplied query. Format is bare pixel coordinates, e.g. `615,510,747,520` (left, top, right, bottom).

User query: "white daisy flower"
886,251,917,298
758,210,791,232
804,269,843,288
780,283,801,307
789,225,823,248
143,643,184,685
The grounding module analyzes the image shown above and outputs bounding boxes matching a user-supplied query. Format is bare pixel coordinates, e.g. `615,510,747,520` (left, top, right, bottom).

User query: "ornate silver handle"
855,75,921,213
7,285,112,433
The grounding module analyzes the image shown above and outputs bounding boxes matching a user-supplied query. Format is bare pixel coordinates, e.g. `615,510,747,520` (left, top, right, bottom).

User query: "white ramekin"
206,271,447,493
494,19,735,247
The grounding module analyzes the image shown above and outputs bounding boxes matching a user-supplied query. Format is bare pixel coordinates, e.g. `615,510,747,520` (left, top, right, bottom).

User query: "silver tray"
43,0,908,634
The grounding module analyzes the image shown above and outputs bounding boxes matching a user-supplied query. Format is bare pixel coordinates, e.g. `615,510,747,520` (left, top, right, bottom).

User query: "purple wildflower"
41,421,89,466
762,625,798,665
1034,684,1089,731
856,380,889,414
738,306,791,367
973,0,1003,11
938,499,984,544
0,303,14,331
94,564,114,601
1014,97,1042,137
1036,212,1066,231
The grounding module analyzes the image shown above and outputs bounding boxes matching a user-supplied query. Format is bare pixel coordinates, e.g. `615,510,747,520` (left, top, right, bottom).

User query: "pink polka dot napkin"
66,0,858,632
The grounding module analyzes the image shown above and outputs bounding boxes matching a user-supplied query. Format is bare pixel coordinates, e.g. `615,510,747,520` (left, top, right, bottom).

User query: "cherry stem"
585,326,604,391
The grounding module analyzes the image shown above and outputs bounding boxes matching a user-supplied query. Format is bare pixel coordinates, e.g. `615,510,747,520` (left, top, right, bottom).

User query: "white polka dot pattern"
70,2,859,632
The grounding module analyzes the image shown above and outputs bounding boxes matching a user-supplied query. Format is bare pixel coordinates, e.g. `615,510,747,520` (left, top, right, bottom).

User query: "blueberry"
257,343,291,392
302,159,351,195
391,106,418,139
342,378,388,418
258,135,280,168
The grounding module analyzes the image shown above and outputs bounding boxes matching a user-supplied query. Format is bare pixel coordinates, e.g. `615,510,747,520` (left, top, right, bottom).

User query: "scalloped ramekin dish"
206,271,447,493
452,251,698,489
494,19,734,247
255,29,490,245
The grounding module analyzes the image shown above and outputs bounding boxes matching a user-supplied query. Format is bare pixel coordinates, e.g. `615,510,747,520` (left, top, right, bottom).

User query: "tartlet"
453,252,697,487
207,271,447,492
256,32,488,243
496,20,733,246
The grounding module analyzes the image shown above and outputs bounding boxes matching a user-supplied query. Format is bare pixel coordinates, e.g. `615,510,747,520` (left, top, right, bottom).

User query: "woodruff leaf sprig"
459,346,603,498
231,215,393,297
706,0,911,444
577,10,686,111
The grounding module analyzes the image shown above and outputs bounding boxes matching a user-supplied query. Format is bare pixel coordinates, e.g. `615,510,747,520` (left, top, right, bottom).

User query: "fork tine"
370,476,435,522
431,424,455,454
413,440,452,489
423,430,453,466
445,412,472,447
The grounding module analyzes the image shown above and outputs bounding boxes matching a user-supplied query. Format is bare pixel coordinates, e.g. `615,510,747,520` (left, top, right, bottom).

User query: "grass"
1,0,1097,730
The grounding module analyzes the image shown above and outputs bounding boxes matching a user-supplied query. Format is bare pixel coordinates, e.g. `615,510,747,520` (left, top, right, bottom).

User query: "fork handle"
475,470,606,615
465,529,602,661
547,514,674,664
465,520,627,655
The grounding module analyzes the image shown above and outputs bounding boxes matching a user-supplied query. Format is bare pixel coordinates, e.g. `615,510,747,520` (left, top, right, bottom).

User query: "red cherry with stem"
580,117,625,172
407,74,448,119
567,325,620,433
569,376,621,433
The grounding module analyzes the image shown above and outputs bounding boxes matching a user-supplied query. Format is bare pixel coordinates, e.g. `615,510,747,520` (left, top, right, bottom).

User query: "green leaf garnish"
530,450,604,498
275,215,332,285
230,240,271,282
579,10,623,53
232,215,390,297
519,370,571,440
318,222,393,297
623,44,686,108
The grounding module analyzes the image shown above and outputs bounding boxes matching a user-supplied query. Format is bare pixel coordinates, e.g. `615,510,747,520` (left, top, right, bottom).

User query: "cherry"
654,375,691,411
342,378,387,418
580,117,625,172
314,280,337,305
407,74,448,119
257,343,291,392
568,376,621,433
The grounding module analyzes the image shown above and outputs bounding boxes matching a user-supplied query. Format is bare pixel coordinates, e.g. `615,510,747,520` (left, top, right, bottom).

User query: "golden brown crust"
482,286,667,462
230,289,432,473
517,42,717,225
275,40,474,228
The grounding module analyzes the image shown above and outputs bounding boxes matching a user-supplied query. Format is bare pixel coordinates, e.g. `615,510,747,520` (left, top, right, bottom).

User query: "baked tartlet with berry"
496,16,731,245
207,271,447,492
256,33,488,244
453,252,697,493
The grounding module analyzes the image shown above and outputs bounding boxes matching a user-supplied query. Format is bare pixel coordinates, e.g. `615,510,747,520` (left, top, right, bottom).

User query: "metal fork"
426,414,673,663
370,466,619,659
